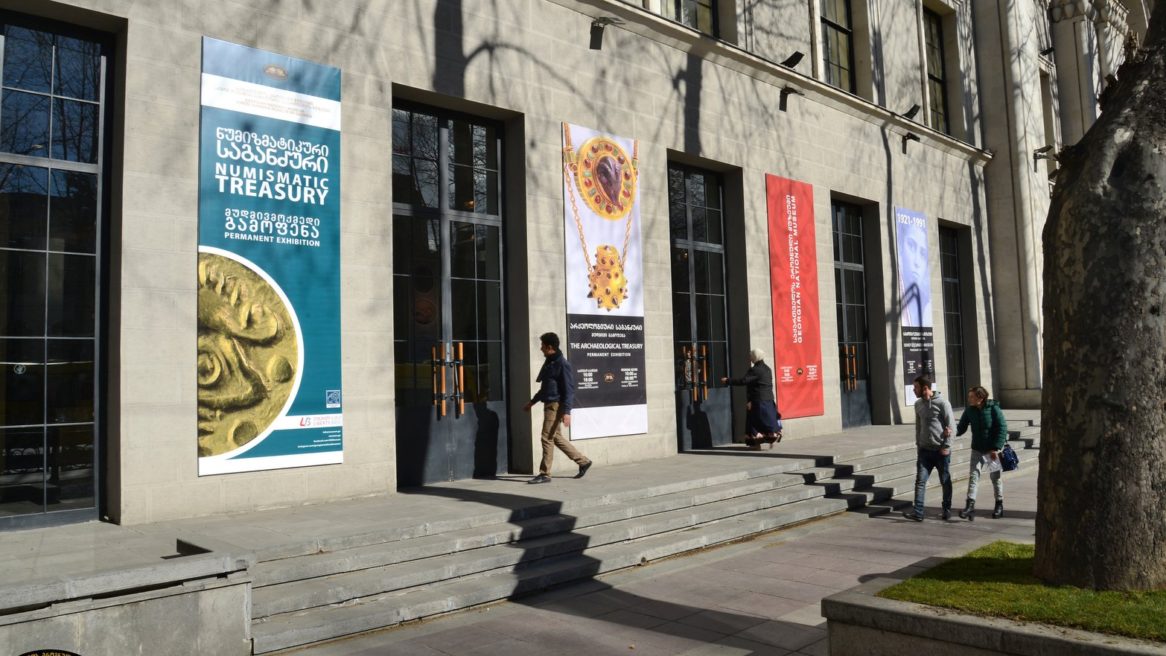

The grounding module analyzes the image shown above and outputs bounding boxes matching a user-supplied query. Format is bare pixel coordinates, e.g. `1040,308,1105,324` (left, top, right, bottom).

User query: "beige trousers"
539,401,589,475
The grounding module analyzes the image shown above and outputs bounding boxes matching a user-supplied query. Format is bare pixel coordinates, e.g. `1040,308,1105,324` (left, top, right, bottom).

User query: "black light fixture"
779,86,803,112
779,51,805,69
901,131,921,153
590,17,623,50
1040,46,1055,57
1033,144,1058,171
901,104,921,120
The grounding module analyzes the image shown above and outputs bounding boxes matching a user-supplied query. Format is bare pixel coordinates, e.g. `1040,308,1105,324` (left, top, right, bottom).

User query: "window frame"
0,11,111,529
820,0,857,94
923,8,950,135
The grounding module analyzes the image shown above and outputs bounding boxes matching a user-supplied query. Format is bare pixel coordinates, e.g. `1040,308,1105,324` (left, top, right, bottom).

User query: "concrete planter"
0,545,252,656
822,576,1165,656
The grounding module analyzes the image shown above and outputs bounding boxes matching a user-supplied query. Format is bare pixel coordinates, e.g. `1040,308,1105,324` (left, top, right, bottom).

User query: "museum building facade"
0,0,1147,528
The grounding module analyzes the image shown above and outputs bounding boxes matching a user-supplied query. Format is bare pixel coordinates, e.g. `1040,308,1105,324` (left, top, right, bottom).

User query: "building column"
1049,0,1101,145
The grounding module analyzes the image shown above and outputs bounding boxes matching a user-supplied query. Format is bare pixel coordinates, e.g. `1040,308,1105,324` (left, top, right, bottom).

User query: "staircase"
248,442,972,654
1007,414,1042,450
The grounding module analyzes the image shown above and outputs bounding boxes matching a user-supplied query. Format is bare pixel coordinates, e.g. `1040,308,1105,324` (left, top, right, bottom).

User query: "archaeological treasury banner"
560,123,647,439
197,38,343,475
895,207,935,405
765,175,824,418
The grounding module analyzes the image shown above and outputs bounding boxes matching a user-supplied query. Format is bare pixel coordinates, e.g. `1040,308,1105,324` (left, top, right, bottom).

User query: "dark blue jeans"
913,448,952,517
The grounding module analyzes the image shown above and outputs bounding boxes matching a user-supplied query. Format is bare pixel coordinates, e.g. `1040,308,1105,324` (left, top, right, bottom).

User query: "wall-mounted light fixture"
1033,144,1058,171
779,86,804,112
779,51,805,69
900,104,921,120
590,17,623,50
901,131,921,153
1040,46,1055,57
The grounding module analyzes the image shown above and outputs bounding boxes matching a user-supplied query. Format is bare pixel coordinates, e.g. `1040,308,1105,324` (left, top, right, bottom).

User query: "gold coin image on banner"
572,136,637,221
196,252,298,457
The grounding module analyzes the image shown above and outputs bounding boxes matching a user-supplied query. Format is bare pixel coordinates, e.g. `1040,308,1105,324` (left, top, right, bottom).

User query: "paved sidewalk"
289,466,1039,655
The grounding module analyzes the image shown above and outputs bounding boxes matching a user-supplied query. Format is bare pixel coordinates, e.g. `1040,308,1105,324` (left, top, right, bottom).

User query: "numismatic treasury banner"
895,207,935,405
561,123,647,439
197,38,342,475
766,174,824,418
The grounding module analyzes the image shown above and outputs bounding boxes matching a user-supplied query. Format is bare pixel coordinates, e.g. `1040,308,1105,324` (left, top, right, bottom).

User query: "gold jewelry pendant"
587,244,628,310
571,136,637,221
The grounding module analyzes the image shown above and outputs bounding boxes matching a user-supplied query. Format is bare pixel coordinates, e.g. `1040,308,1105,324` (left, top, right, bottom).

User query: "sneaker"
901,510,924,522
942,508,952,520
575,461,593,479
527,474,552,484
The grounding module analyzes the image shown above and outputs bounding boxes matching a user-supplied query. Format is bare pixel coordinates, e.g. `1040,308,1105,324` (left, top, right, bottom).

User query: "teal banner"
197,38,342,475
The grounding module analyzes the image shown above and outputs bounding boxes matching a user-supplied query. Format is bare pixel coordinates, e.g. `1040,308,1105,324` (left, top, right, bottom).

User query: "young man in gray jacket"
902,375,956,521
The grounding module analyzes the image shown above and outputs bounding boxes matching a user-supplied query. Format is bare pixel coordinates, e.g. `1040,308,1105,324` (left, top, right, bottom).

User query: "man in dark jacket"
902,375,955,521
721,348,783,449
523,332,592,484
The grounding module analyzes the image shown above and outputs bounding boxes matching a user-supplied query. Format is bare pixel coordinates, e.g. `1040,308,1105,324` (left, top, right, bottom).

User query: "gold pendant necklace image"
563,124,638,311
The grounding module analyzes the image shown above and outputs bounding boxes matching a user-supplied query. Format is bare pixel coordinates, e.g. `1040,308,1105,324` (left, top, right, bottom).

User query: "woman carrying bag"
955,385,1009,520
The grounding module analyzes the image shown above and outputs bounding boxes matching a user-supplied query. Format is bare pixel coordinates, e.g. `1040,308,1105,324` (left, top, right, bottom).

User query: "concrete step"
250,457,820,565
248,442,958,652
252,444,923,587
252,459,967,655
249,495,848,654
250,465,817,588
1008,424,1041,449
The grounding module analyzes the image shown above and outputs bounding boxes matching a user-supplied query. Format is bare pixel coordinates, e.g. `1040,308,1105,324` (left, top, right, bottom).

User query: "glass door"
832,201,872,428
668,164,731,449
392,106,506,486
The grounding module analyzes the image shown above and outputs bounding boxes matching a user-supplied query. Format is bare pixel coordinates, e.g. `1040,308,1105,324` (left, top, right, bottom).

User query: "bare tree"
1036,4,1166,590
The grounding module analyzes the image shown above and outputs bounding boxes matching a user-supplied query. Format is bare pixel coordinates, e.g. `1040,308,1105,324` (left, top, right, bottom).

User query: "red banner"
766,175,824,418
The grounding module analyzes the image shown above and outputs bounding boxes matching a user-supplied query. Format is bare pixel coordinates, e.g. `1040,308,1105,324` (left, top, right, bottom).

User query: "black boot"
992,500,1004,519
959,499,975,521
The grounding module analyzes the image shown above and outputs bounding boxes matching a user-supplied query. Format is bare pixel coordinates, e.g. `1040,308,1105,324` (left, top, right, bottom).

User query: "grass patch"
877,541,1166,642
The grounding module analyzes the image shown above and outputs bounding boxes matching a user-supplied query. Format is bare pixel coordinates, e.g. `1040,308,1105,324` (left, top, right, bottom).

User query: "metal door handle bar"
454,341,465,418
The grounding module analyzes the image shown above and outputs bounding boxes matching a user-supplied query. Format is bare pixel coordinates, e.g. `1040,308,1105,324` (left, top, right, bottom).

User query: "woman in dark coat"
721,348,783,449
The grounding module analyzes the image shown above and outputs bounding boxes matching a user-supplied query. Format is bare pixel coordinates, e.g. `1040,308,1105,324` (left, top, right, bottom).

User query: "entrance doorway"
939,226,967,406
668,164,732,449
832,201,873,428
392,105,507,487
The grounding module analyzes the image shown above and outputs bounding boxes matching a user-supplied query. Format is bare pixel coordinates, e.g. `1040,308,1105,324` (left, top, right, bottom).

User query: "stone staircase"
249,442,973,654
1006,415,1041,450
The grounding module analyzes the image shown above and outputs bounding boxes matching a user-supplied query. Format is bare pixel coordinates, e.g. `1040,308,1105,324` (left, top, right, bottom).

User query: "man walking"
523,332,592,484
902,375,955,521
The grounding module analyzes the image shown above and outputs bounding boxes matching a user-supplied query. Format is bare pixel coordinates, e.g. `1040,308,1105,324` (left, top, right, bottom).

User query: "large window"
924,9,950,134
0,16,107,525
662,0,718,37
821,0,856,93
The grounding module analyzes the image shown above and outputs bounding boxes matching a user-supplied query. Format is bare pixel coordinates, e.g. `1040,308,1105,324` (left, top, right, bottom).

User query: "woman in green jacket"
955,386,1008,520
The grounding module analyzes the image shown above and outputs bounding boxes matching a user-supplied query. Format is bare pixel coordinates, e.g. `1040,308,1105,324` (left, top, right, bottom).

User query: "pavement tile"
793,636,830,656
682,608,770,635
654,619,734,643
774,604,826,628
735,620,826,651
689,635,795,655
715,591,804,620
592,607,673,630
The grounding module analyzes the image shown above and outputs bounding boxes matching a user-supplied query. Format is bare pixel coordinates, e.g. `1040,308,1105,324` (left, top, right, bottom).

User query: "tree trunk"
1036,6,1166,590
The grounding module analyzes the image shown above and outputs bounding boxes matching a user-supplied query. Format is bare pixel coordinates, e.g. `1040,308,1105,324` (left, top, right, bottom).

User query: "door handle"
848,345,857,391
699,344,708,403
679,345,694,402
433,343,447,417
454,341,465,418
